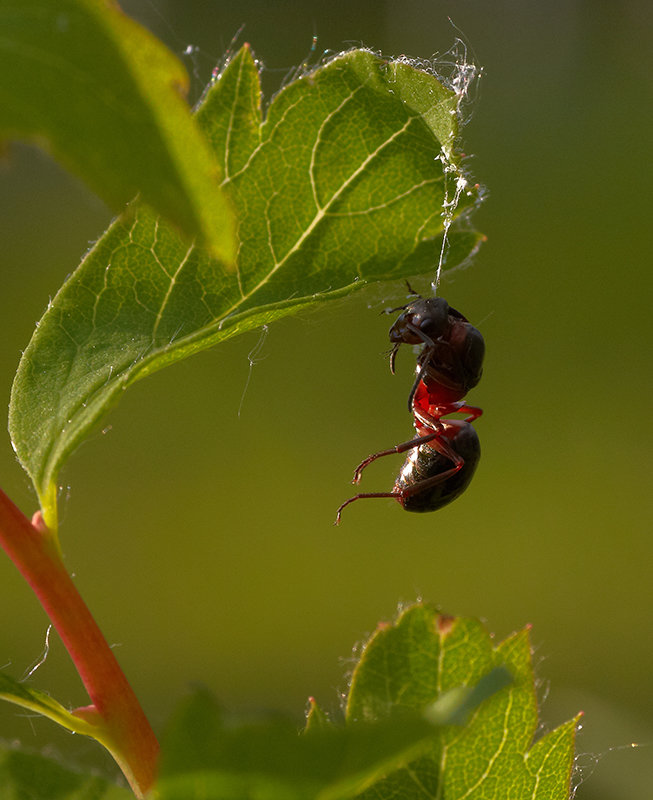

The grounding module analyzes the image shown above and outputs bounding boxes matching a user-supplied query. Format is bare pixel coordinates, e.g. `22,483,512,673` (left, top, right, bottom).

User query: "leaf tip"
437,614,456,635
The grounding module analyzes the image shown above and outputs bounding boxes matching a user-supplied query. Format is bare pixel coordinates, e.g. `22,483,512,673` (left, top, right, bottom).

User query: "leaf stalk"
0,488,159,797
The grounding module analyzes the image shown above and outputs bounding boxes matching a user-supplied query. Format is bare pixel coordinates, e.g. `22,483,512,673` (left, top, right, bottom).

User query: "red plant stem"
0,488,159,797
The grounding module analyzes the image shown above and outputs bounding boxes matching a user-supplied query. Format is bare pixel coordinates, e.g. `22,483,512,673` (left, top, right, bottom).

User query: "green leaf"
154,605,578,799
9,45,482,524
346,603,580,799
0,0,235,261
155,667,506,800
305,697,333,732
0,672,101,739
0,674,140,795
0,741,132,799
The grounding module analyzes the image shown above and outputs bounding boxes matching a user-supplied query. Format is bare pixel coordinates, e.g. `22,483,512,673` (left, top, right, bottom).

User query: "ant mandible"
335,284,485,523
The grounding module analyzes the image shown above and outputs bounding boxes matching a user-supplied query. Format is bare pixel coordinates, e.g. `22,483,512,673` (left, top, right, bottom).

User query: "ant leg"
383,304,408,316
334,491,399,525
388,321,439,390
420,400,483,423
336,457,464,525
413,401,482,430
382,282,422,319
460,404,482,423
405,321,437,348
390,343,429,387
403,323,442,411
336,421,472,524
411,414,467,468
393,422,469,507
397,462,463,502
407,358,430,410
351,431,440,484
423,427,464,467
389,343,400,374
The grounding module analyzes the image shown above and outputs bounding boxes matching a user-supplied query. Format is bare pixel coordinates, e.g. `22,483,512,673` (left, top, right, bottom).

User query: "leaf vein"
327,177,441,217
456,692,513,799
238,114,416,303
151,239,196,340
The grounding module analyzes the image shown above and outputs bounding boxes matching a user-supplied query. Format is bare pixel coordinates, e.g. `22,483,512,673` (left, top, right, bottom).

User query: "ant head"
406,297,451,339
388,297,451,348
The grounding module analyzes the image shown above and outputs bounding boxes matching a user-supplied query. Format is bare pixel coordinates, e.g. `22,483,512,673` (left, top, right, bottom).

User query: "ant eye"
419,299,449,335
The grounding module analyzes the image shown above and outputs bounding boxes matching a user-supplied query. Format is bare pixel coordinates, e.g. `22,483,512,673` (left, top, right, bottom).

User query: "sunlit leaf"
9,45,482,524
347,604,580,799
155,665,506,800
154,604,578,799
0,607,578,799
0,0,235,260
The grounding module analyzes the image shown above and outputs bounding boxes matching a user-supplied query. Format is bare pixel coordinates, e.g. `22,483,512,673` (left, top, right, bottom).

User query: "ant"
335,284,484,523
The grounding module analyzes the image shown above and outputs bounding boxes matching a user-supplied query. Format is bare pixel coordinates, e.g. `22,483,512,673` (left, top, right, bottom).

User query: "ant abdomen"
396,422,481,513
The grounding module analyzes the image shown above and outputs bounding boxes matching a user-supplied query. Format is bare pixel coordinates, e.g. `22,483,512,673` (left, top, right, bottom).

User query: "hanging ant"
335,285,484,523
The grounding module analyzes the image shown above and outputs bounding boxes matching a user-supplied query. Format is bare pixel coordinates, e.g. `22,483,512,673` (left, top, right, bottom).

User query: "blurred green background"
1,1,652,796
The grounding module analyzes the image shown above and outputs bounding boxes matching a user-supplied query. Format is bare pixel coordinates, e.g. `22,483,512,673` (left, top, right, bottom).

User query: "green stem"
0,488,159,797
